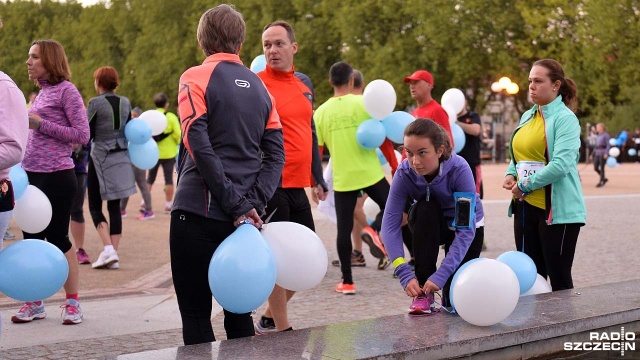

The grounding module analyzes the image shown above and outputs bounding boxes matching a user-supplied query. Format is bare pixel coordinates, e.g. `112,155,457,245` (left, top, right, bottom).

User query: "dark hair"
263,20,296,43
154,93,168,108
197,4,245,56
404,118,452,160
93,66,119,91
352,69,364,89
329,61,353,87
533,59,578,112
32,39,71,85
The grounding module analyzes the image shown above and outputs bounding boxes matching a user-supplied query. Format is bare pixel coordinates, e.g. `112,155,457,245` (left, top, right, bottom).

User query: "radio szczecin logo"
564,327,636,356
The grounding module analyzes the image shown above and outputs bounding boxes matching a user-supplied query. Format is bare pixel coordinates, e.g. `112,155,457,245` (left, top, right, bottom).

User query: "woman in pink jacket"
11,40,90,326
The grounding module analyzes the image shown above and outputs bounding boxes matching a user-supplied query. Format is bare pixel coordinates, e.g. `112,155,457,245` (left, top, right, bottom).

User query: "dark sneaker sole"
361,233,385,259
11,314,46,323
331,260,366,267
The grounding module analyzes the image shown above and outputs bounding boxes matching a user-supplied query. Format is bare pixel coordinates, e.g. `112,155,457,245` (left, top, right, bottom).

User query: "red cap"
403,70,434,86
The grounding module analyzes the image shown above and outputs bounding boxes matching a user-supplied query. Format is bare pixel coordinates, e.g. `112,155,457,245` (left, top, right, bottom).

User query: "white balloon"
441,88,466,114
608,147,620,158
442,104,458,126
13,185,53,234
452,259,520,326
363,80,397,120
260,222,328,291
362,197,380,221
138,110,168,136
520,274,552,296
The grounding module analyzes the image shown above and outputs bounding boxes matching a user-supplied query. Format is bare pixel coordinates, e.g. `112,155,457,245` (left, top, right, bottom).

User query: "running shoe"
92,249,119,269
335,281,356,295
361,226,386,259
254,317,277,335
61,299,83,325
377,256,391,270
137,210,155,220
76,248,90,264
409,293,434,315
3,231,15,240
331,251,366,267
11,301,46,323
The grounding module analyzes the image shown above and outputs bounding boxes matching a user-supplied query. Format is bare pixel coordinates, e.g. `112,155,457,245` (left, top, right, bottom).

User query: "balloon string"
433,292,453,314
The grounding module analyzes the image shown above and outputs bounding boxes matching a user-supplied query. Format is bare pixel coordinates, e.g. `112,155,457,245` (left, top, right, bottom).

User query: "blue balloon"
125,119,152,145
209,224,276,314
628,148,637,157
451,123,466,153
609,138,617,146
128,139,159,170
606,156,618,168
0,239,69,302
381,111,414,144
375,148,388,165
250,55,267,73
449,257,485,311
496,251,537,294
8,164,28,200
356,120,386,150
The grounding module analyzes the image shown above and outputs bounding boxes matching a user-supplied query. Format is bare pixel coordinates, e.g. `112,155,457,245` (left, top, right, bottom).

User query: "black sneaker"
331,252,366,267
254,316,277,334
377,256,391,270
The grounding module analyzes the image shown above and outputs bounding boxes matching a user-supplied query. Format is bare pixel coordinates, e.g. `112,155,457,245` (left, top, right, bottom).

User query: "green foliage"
0,0,638,132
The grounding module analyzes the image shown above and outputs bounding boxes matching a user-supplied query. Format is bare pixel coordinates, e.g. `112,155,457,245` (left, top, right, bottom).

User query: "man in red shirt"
404,70,453,144
254,20,328,335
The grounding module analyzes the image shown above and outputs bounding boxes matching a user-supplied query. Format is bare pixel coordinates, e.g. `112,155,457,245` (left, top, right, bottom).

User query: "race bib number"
516,161,545,179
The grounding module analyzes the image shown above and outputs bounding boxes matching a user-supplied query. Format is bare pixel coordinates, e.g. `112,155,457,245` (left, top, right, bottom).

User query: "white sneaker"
61,299,82,325
92,249,119,269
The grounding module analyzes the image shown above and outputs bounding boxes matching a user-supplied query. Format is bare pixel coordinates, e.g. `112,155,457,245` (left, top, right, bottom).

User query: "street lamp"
490,77,519,162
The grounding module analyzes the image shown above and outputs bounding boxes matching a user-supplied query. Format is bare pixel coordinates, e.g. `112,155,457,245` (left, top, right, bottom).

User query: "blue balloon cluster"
9,164,28,200
376,148,388,165
250,55,267,73
451,123,466,153
129,139,159,170
0,239,69,302
381,111,414,144
606,156,618,168
356,120,386,149
496,251,537,294
209,224,276,314
125,119,152,145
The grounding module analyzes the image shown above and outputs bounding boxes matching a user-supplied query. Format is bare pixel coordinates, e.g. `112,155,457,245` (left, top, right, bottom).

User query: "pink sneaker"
137,210,155,220
409,293,434,315
76,248,90,264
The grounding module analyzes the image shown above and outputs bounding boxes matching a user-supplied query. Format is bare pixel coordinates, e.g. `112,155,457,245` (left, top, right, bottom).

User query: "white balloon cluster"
450,251,551,327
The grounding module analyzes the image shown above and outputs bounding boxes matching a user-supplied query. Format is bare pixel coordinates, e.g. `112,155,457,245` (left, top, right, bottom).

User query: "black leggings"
70,173,87,223
513,200,580,291
409,198,484,307
593,154,606,184
264,187,315,230
147,158,176,185
23,169,76,254
87,159,122,235
170,210,254,345
334,178,390,284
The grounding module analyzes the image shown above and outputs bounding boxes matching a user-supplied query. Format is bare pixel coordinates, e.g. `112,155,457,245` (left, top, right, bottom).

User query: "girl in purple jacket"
381,118,484,315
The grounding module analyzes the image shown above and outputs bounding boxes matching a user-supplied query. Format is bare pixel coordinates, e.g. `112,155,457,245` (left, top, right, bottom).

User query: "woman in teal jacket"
502,59,586,291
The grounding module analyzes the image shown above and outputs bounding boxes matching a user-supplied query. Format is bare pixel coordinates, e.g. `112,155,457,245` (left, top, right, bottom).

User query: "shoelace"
432,292,453,314
18,302,36,314
61,303,79,316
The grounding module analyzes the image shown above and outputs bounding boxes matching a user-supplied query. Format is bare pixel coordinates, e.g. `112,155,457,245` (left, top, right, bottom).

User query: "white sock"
166,201,172,209
104,245,115,253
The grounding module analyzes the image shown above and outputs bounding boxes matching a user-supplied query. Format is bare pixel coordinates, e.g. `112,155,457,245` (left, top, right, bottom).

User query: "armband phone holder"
452,192,476,229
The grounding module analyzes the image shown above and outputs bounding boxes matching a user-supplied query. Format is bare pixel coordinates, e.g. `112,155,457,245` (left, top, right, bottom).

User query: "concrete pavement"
1,162,639,359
